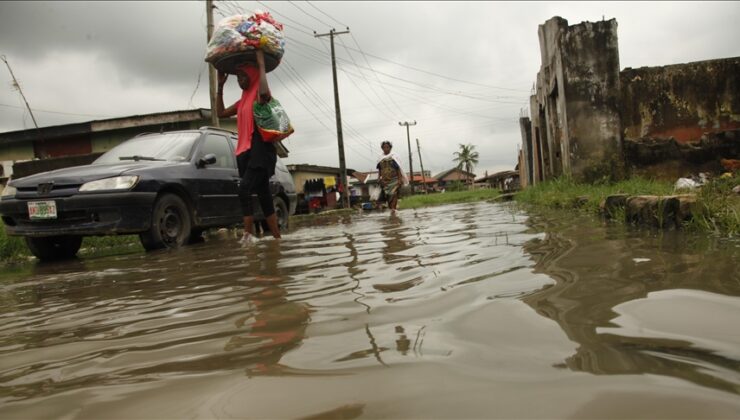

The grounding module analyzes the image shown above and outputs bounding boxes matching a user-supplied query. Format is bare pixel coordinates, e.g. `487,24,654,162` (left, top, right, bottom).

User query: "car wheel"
25,235,82,261
274,196,289,231
139,193,191,251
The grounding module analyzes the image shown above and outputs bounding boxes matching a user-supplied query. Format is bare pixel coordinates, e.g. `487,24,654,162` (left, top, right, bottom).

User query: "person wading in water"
217,50,280,243
376,141,408,214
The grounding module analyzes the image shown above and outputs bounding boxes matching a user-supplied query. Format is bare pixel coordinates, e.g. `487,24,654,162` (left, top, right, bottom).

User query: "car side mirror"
197,153,217,168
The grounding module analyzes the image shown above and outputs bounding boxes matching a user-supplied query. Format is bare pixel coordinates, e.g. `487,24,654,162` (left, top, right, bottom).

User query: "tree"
453,143,479,186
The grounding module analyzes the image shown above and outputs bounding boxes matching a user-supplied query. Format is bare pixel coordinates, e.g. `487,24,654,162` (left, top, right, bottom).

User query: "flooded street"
1,201,739,419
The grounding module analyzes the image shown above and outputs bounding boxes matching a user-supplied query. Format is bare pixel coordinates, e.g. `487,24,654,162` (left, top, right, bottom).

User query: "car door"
192,133,241,224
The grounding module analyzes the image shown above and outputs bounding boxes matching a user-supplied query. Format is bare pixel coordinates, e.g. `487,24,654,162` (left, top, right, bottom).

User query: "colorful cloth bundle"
205,10,285,66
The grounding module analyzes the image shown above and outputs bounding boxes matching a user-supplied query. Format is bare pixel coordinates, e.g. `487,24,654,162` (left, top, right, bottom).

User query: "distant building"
476,170,520,192
286,164,358,213
434,167,476,186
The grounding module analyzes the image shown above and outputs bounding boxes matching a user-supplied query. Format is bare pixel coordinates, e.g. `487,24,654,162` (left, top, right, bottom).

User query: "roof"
408,174,438,184
286,164,357,176
0,109,212,145
476,170,519,183
434,167,476,180
0,109,289,157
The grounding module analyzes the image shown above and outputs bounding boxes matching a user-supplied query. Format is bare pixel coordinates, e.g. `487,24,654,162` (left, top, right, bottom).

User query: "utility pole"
398,121,416,193
206,0,219,127
315,28,351,208
416,138,427,194
2,54,45,157
1,55,40,130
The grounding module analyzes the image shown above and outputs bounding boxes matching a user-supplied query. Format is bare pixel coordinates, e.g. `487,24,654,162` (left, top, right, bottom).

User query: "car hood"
10,161,181,187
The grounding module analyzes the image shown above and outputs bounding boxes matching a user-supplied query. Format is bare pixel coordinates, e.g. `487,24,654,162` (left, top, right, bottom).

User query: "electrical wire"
287,1,333,29
305,1,348,28
0,103,112,118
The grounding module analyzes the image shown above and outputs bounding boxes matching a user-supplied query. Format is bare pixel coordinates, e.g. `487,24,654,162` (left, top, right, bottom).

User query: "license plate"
28,201,58,220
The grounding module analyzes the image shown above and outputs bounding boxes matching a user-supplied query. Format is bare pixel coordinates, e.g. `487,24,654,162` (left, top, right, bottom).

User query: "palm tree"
453,143,479,186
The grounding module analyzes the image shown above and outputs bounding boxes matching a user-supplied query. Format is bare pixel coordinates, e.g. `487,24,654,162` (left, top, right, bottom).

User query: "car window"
199,134,236,169
94,132,200,164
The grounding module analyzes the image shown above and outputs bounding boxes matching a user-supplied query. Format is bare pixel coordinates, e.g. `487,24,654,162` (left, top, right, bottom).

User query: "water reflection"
521,212,740,394
226,243,311,377
1,202,739,417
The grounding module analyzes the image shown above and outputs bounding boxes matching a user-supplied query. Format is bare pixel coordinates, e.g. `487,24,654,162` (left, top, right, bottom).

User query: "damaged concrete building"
518,16,740,187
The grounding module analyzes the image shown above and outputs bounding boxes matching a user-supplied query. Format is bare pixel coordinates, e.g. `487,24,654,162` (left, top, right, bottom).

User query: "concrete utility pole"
206,0,219,127
399,121,416,193
315,28,351,209
416,138,427,194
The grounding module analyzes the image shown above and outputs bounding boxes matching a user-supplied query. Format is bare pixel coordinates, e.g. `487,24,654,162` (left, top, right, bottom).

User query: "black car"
0,127,296,260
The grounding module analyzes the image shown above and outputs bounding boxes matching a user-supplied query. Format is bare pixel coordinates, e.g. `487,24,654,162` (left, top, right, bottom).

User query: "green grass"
515,177,674,212
683,174,740,236
0,219,144,266
0,222,29,264
399,188,501,209
515,175,740,236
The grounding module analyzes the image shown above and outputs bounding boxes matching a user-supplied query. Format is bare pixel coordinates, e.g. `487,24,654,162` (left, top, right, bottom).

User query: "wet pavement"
1,202,739,419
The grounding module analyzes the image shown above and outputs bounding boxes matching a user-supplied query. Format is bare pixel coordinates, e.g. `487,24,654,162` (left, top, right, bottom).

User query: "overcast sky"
1,1,739,177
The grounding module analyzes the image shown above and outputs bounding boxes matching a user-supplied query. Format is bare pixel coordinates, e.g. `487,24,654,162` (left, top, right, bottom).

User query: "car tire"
25,235,82,261
139,193,191,251
274,196,289,231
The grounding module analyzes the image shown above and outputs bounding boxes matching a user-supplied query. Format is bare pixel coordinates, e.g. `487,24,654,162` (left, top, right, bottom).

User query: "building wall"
519,117,533,187
560,19,624,182
528,16,624,183
621,58,740,144
620,58,740,179
0,142,34,162
291,171,339,194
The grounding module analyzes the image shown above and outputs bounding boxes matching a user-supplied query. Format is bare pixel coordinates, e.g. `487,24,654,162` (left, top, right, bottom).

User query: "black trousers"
237,153,274,218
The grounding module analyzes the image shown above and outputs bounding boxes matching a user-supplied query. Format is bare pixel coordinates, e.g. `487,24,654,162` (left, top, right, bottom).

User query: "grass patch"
399,188,500,210
0,222,30,264
515,175,740,236
0,219,145,266
515,177,674,213
80,235,144,258
683,174,740,236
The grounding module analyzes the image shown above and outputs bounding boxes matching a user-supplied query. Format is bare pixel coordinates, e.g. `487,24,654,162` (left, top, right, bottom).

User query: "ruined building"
519,17,740,186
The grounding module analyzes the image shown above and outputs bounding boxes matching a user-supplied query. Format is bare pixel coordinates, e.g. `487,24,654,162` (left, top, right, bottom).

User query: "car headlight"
79,176,139,192
1,184,16,200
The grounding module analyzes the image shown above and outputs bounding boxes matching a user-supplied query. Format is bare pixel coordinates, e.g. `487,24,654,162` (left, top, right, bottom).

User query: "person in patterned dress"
376,141,408,214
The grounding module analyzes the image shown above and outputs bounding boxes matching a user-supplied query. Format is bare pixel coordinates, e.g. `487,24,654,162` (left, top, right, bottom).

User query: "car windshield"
94,132,200,165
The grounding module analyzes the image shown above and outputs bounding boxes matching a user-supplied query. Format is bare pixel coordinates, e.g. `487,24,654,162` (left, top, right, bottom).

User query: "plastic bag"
205,10,285,64
253,97,294,143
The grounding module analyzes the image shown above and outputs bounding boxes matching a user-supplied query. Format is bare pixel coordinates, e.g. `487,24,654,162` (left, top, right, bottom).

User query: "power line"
287,0,333,28
0,103,112,118
305,1,348,28
336,36,400,120
255,1,316,33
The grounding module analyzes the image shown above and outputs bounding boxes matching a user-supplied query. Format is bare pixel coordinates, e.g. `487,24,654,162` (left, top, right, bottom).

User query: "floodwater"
1,202,739,419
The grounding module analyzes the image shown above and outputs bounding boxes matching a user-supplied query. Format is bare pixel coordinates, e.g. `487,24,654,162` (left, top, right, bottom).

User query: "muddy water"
1,202,739,419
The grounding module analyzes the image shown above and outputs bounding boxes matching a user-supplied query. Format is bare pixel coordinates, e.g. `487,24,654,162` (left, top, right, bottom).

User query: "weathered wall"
620,58,740,178
524,17,624,184
0,142,34,162
560,19,624,182
621,58,740,143
518,116,533,187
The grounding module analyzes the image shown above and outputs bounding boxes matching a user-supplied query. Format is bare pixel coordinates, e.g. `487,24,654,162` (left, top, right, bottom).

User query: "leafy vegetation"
399,188,499,209
452,143,479,184
0,220,144,266
515,175,740,237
